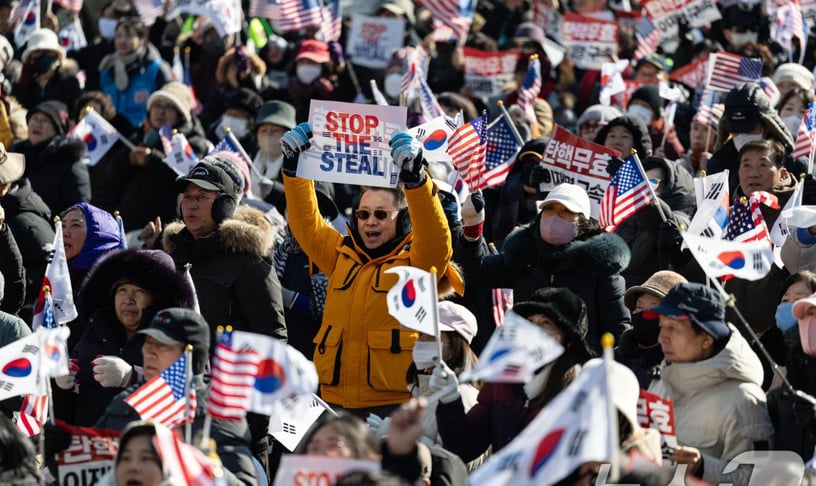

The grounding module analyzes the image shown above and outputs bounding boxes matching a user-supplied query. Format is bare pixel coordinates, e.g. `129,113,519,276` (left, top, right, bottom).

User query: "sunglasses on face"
355,209,396,220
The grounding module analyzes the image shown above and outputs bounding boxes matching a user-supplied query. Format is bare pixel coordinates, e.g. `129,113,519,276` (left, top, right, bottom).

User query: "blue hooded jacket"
66,203,122,274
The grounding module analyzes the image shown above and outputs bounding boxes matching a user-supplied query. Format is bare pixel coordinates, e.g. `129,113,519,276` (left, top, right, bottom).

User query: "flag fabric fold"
32,224,77,330
125,353,196,427
482,113,521,189
69,110,120,167
153,423,218,485
207,330,260,421
682,232,774,281
517,56,541,124
599,156,654,230
385,266,437,335
448,114,488,192
706,52,763,92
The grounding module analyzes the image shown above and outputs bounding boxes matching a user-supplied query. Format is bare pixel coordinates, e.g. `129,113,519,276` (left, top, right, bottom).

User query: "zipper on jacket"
318,325,333,354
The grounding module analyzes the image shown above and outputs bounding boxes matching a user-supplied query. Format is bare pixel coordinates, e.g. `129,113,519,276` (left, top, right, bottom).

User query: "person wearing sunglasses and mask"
279,123,462,418
615,271,688,388
458,182,630,352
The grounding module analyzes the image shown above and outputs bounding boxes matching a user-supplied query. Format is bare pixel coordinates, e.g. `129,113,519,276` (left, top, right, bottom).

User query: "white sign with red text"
273,455,380,486
562,13,618,70
463,47,519,98
345,14,405,70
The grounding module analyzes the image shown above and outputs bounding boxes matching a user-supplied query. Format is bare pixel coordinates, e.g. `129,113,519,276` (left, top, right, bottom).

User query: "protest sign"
345,14,405,70
298,100,406,188
538,125,620,218
642,0,719,35
273,456,380,486
562,12,618,70
57,425,119,485
637,390,678,463
462,47,519,98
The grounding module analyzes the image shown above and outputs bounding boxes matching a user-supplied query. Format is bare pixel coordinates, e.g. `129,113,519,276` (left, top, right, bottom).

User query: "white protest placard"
682,0,720,27
57,429,119,485
562,13,618,70
538,125,620,219
345,14,405,70
273,456,380,486
462,47,519,98
298,100,406,188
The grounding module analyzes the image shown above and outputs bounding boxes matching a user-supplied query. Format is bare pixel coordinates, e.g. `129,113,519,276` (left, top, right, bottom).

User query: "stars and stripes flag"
207,330,260,421
125,353,195,427
319,0,342,42
153,424,218,485
517,55,541,124
210,135,250,165
775,0,808,64
599,156,654,230
489,244,513,327
792,101,816,160
633,15,660,60
693,101,725,130
705,52,763,92
32,224,77,330
483,113,522,189
249,0,280,20
54,0,82,11
448,114,488,192
416,0,477,45
279,0,324,33
724,193,778,245
17,391,47,436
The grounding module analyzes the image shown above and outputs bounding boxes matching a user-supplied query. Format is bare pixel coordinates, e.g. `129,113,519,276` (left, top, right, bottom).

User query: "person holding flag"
94,308,258,485
648,282,773,484
280,123,462,416
430,287,594,464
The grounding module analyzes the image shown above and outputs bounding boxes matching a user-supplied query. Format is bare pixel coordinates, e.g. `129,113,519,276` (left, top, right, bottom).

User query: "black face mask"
632,311,660,347
32,54,57,74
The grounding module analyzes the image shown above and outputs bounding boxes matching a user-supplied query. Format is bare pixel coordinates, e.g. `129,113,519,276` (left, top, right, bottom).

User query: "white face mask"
257,132,282,156
384,73,402,98
412,341,439,370
783,115,801,137
732,133,764,151
98,18,118,40
296,64,322,85
216,115,249,139
627,104,654,126
729,31,759,49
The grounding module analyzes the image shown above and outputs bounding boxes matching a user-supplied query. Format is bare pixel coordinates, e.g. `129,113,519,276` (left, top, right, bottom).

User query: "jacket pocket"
312,325,343,386
367,329,417,392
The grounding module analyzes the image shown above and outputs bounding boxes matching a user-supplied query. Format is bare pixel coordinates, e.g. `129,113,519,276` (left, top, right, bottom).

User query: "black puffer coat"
13,136,90,215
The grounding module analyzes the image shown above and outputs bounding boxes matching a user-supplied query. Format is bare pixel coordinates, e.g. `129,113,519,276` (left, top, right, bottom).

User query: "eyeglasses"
355,209,397,220
648,178,661,189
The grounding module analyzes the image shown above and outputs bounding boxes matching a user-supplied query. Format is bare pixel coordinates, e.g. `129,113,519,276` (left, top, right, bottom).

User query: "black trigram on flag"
753,252,765,270
705,182,724,200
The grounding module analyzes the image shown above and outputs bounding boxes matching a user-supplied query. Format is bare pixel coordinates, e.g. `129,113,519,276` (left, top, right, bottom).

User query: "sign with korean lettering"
561,13,618,70
273,456,380,486
299,100,406,188
642,0,720,34
345,14,405,70
538,125,620,218
463,47,519,98
637,389,678,463
58,427,119,486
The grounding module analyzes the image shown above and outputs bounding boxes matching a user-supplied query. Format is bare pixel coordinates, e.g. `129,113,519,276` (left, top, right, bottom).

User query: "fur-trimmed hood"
163,205,276,257
503,224,631,275
216,47,267,90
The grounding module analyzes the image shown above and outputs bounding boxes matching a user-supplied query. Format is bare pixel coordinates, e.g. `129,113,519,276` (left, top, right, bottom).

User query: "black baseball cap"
174,160,239,196
138,308,210,373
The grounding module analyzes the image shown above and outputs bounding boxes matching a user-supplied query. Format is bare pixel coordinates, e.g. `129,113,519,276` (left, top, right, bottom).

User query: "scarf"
99,46,145,91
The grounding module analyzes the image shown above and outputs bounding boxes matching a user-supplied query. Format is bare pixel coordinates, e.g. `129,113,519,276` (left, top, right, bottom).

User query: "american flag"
489,244,513,326
483,114,521,189
17,388,47,436
278,0,323,33
249,0,280,20
153,423,218,485
416,0,477,45
693,102,724,129
125,353,196,427
706,52,763,92
207,330,259,421
792,101,816,160
669,56,709,89
599,156,654,230
319,0,342,43
448,114,487,191
211,135,250,165
517,55,541,124
633,16,660,60
724,194,776,244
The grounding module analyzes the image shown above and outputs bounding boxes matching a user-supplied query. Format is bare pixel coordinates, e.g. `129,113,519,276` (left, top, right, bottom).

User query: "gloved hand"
366,413,391,438
461,191,485,241
280,122,313,174
328,41,345,67
527,164,549,193
427,361,460,404
656,218,684,255
792,390,816,431
606,156,625,177
390,132,426,186
92,356,134,388
44,422,72,458
55,359,79,391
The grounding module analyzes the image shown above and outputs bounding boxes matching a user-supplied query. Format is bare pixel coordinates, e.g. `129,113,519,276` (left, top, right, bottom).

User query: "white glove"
366,413,391,438
92,356,134,388
55,359,79,390
427,361,460,404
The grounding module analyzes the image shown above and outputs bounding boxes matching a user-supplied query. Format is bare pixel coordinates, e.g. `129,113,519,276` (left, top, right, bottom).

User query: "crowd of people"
2,0,816,484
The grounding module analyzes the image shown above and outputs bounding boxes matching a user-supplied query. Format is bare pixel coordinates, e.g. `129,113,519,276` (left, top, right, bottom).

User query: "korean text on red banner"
637,389,679,464
561,13,618,70
463,47,519,98
299,100,406,188
538,125,620,218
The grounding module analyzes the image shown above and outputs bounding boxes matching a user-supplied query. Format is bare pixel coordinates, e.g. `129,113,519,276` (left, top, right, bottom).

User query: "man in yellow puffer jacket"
280,124,461,415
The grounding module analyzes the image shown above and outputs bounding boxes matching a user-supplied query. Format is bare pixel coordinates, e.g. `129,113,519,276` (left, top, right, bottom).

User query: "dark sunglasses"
355,209,395,220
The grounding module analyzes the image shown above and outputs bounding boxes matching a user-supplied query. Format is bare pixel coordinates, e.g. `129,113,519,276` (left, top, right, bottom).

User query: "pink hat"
296,40,330,64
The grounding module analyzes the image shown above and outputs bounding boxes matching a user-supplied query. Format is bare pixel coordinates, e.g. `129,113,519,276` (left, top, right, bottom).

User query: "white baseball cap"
437,301,478,345
538,183,591,219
